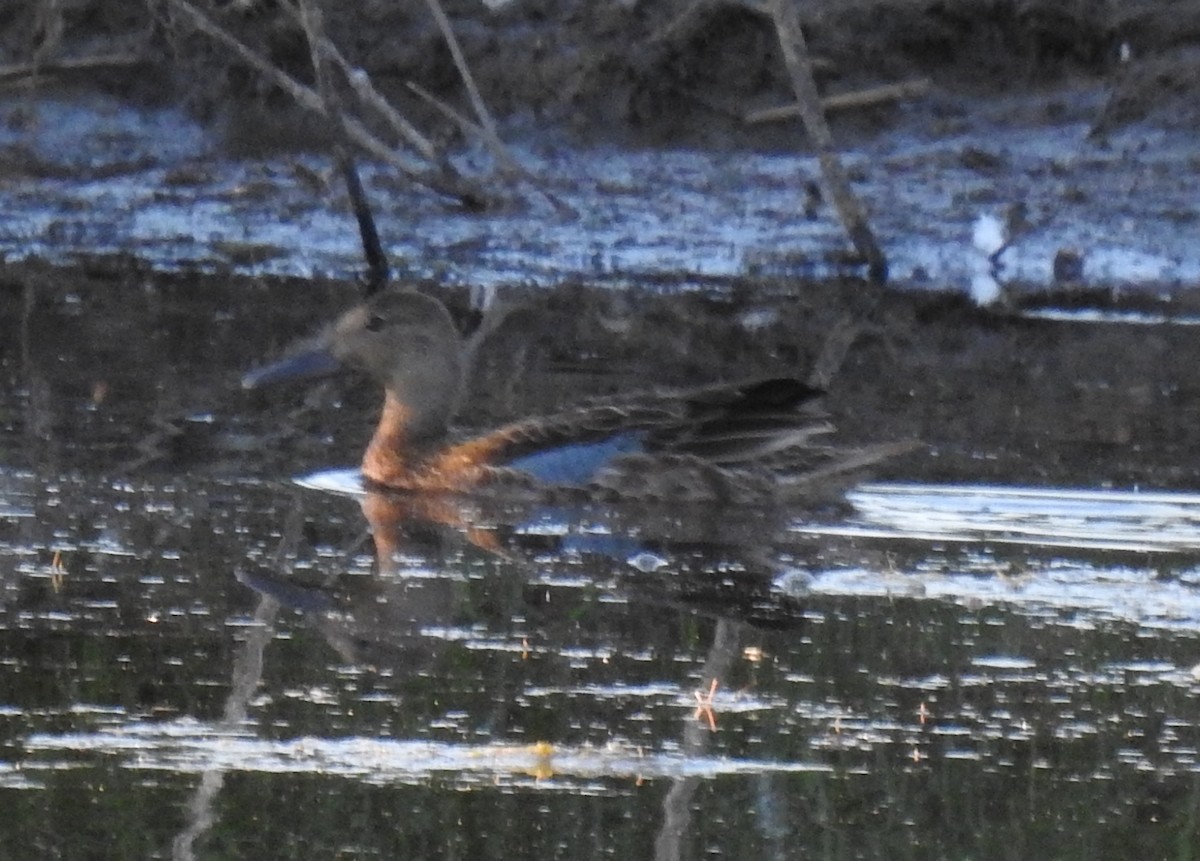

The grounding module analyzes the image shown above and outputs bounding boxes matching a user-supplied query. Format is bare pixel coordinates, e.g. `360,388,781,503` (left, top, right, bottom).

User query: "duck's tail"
780,440,922,500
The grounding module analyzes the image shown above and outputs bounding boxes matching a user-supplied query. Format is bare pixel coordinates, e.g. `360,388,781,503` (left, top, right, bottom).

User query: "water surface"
2,273,1200,859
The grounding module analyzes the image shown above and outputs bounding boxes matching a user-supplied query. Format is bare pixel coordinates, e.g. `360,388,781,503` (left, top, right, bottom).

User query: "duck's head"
244,290,465,441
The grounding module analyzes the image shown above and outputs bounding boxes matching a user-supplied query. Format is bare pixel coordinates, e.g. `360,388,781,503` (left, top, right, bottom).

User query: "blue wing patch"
506,431,646,485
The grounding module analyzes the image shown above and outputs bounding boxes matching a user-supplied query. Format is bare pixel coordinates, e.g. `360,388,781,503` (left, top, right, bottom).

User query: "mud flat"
0,1,1197,291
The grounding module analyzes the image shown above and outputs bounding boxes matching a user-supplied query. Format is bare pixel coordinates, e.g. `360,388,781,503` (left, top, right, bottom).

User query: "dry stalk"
745,78,931,124
420,0,500,149
164,0,492,207
407,80,575,217
31,0,65,72
0,53,145,85
404,80,524,174
277,1,438,163
295,0,526,190
768,0,887,283
296,0,389,294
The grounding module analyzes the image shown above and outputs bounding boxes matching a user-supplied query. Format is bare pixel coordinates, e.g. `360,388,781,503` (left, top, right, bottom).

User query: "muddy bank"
5,0,1200,148
1,2,1198,293
5,259,1200,492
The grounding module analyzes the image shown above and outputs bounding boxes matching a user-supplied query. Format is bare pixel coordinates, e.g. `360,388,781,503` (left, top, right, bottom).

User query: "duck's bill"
241,346,342,389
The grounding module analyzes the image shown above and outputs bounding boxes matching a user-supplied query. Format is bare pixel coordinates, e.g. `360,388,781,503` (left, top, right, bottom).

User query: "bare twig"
0,53,146,84
164,0,492,207
407,81,577,218
297,0,389,295
278,1,438,163
277,0,560,215
745,78,931,124
768,0,887,284
30,0,65,74
420,0,501,149
643,0,716,48
805,315,868,390
416,0,568,215
319,44,440,163
405,80,520,175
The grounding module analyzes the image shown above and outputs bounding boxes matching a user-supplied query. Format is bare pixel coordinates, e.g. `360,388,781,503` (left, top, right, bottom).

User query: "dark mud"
3,2,1199,291
8,0,1197,147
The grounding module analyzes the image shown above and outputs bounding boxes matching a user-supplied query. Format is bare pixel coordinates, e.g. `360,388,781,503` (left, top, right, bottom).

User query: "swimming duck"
243,289,906,502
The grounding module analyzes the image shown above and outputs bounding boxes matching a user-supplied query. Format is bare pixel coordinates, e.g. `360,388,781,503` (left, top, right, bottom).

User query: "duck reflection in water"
234,481,910,678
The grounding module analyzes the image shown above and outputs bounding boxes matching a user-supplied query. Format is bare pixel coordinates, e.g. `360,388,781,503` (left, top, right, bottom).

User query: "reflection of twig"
29,0,64,79
171,493,309,859
172,493,321,857
655,619,742,861
745,77,931,124
171,588,280,860
806,314,867,389
767,0,888,284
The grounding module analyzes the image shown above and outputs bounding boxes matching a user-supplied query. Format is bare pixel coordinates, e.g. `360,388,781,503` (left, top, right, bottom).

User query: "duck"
243,289,909,502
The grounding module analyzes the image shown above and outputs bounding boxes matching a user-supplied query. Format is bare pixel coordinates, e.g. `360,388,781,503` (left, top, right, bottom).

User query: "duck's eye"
364,313,386,332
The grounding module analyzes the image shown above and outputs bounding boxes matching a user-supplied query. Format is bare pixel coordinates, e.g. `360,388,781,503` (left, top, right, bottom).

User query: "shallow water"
7,468,1200,859
3,274,1200,859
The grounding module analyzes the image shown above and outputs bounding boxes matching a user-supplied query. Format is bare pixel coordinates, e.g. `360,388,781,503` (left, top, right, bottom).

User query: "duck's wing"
429,377,829,485
640,377,831,464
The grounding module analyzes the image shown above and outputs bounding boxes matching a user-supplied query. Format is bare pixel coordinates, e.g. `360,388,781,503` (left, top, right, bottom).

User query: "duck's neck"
362,391,448,487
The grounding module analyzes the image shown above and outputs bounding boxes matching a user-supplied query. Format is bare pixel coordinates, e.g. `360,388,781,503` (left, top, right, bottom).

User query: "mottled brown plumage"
244,289,910,501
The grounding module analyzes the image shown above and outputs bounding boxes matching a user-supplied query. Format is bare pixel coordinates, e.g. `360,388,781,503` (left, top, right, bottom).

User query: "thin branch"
745,78,931,124
0,53,145,84
319,44,440,163
164,0,492,207
297,0,390,295
768,0,887,284
278,1,439,163
408,81,577,218
417,0,561,213
805,315,868,390
405,80,520,174
420,0,500,148
288,0,563,215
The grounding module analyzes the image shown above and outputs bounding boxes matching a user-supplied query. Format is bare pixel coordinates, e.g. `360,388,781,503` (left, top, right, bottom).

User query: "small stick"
768,0,887,284
408,81,577,218
642,0,716,48
420,0,501,151
416,0,563,215
745,78,931,124
805,315,867,390
405,80,521,175
165,0,493,207
297,0,389,295
0,53,145,84
278,2,439,163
